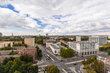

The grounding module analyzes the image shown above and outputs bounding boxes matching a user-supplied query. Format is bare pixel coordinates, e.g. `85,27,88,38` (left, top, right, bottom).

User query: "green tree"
91,60,104,73
36,46,42,60
60,48,74,58
3,57,15,65
108,51,110,55
0,64,5,73
20,54,33,63
45,65,60,73
87,70,96,73
14,71,21,73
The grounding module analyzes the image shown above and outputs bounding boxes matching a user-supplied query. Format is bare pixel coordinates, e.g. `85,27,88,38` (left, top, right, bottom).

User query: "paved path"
65,60,83,65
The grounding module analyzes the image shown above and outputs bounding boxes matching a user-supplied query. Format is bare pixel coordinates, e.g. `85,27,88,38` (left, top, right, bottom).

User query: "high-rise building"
24,37,35,47
0,32,2,37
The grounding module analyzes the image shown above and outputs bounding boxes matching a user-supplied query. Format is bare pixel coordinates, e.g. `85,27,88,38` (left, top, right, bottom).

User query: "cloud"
0,7,39,29
0,0,110,35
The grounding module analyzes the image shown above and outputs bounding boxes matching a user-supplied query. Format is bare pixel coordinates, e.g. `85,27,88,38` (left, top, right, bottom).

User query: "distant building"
0,41,13,48
0,32,2,37
76,36,81,41
46,39,56,48
89,35,108,46
24,37,35,47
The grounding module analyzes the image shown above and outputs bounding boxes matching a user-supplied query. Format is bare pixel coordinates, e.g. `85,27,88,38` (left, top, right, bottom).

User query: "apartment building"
24,37,35,47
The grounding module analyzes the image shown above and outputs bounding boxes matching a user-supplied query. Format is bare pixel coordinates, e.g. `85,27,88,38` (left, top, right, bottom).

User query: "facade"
0,41,13,48
0,47,37,63
24,37,35,47
89,35,108,46
68,41,99,56
49,44,61,55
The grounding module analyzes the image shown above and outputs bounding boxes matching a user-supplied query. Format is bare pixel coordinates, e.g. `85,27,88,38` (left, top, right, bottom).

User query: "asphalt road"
38,45,83,73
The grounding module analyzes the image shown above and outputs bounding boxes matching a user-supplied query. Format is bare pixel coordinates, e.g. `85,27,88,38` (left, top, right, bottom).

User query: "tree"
14,71,21,73
91,60,104,73
60,48,74,58
20,54,33,63
3,57,15,65
45,65,60,73
1,57,38,73
82,56,104,73
108,51,110,55
87,70,96,73
0,64,5,73
36,46,42,60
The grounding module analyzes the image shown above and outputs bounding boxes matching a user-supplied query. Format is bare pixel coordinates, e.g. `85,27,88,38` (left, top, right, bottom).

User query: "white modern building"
49,44,61,55
68,36,99,56
68,41,99,56
89,35,108,46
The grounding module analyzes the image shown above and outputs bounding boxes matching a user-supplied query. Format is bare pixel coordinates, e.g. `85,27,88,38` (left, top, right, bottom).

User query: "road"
38,45,83,73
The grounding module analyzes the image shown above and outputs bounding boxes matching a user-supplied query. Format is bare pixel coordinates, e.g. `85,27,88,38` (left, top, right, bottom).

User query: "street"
38,45,83,73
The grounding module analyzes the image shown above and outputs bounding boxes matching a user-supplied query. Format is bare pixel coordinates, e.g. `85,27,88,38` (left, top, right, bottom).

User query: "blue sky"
0,0,110,35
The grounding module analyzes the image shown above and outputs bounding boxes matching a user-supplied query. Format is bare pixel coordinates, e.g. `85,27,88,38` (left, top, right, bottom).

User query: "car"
74,63,77,65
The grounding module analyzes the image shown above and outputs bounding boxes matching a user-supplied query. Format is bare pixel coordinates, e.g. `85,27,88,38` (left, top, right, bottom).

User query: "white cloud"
0,0,110,35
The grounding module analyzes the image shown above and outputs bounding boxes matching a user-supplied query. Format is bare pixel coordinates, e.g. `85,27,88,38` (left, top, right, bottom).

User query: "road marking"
65,60,83,65
39,65,47,68
47,54,55,61
62,69,68,73
70,67,77,73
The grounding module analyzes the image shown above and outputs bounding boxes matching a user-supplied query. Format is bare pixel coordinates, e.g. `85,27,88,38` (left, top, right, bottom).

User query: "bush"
9,51,18,55
45,65,60,73
0,47,12,50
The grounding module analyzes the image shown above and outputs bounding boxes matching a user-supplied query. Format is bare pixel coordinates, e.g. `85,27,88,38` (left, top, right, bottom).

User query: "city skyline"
0,0,110,36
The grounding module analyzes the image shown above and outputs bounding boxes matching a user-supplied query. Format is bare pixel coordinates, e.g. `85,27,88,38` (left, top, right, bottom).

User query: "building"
0,32,2,37
76,36,81,41
68,41,99,56
49,44,61,55
24,37,35,47
0,47,37,63
46,39,56,48
0,41,13,48
89,35,108,46
68,36,99,56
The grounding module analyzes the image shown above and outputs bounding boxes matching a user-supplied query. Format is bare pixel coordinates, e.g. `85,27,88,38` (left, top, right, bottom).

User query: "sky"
0,0,110,36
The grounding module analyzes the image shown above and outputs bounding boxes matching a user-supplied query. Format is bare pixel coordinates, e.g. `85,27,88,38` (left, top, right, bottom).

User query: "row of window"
81,51,97,55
